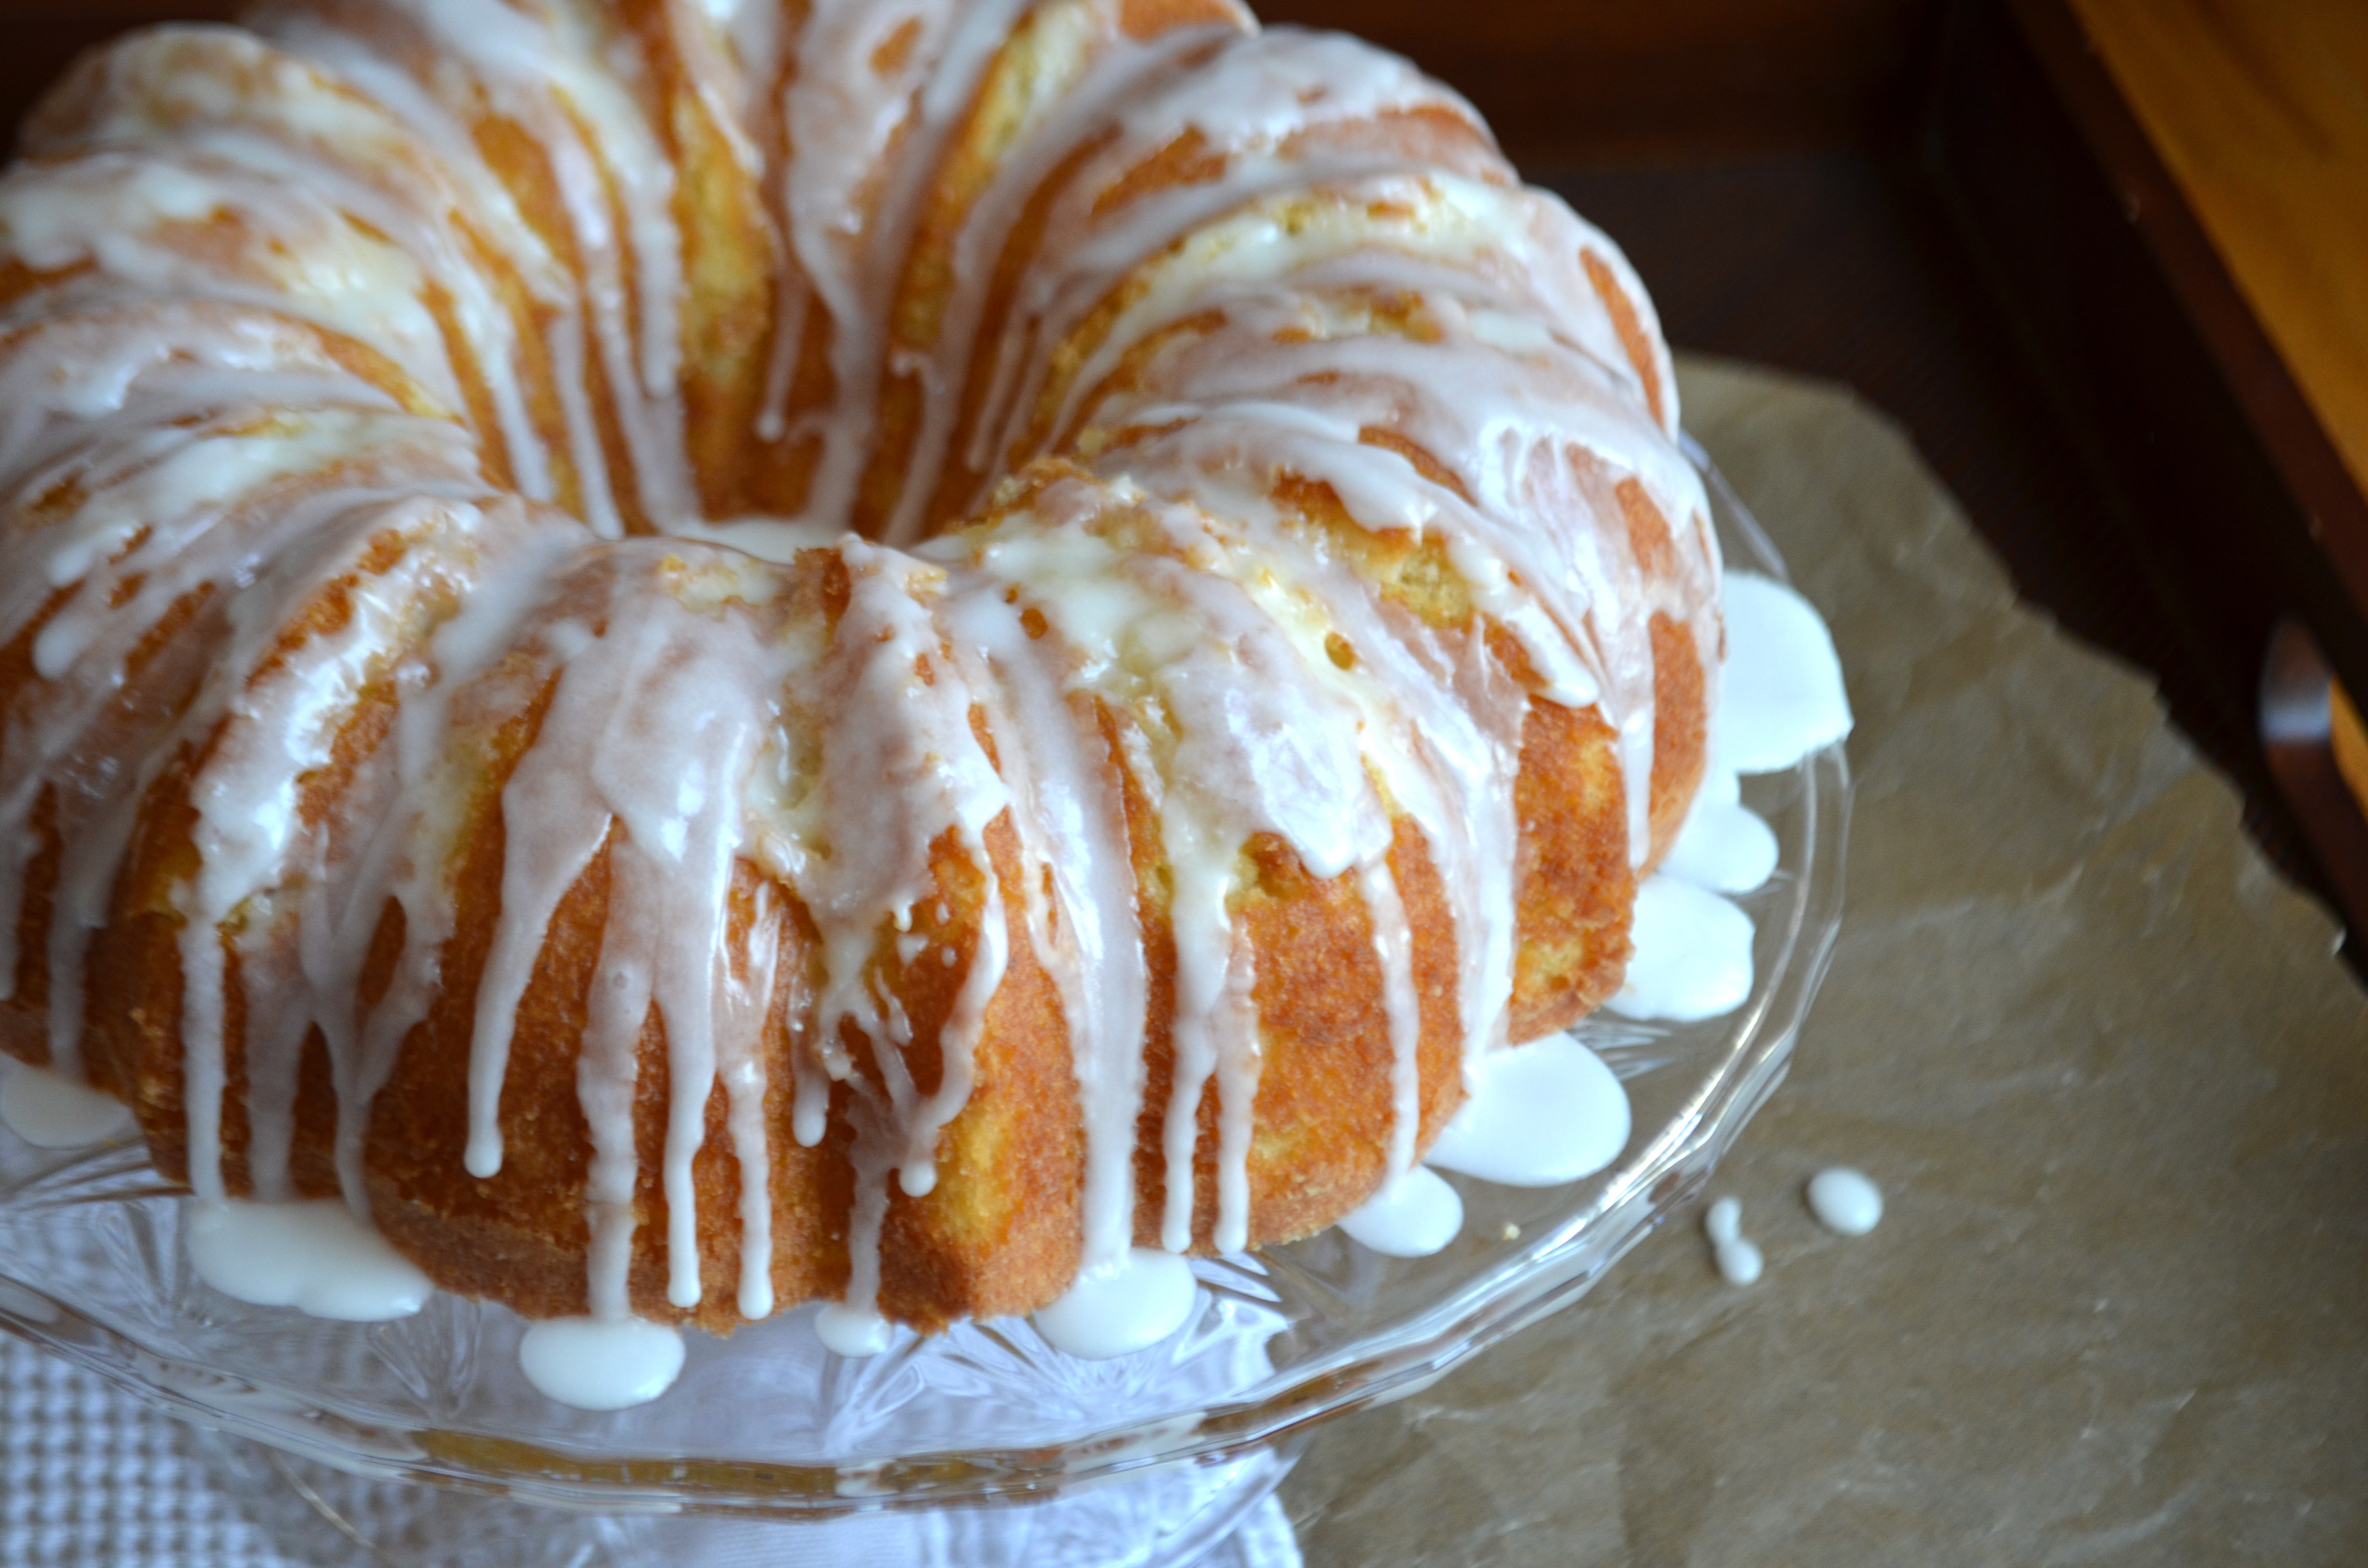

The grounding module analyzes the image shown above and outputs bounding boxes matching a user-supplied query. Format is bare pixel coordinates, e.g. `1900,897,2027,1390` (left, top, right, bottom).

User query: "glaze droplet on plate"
0,1060,134,1149
1703,1197,1763,1286
1660,798,1778,895
1338,1165,1464,1257
185,1200,432,1322
1704,1195,1742,1246
1426,1031,1631,1187
518,1316,686,1410
1718,573,1854,773
814,1303,895,1359
1604,877,1754,1023
1032,1248,1198,1360
1806,1167,1884,1236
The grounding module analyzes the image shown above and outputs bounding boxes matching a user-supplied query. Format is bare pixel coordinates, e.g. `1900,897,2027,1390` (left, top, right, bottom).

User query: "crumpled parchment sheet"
1280,356,2368,1567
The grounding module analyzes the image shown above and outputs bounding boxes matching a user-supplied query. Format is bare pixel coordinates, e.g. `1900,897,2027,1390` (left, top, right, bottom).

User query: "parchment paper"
1279,357,2368,1566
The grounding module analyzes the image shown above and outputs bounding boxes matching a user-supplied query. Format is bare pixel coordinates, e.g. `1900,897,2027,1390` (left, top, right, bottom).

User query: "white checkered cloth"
0,1336,288,1568
0,1335,1299,1568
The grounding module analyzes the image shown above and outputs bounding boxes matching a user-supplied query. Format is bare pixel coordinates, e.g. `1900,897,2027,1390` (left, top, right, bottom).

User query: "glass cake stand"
0,451,1850,1553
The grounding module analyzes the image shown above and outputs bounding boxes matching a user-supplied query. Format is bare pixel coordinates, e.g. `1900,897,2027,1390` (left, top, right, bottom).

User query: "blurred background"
0,0,2362,968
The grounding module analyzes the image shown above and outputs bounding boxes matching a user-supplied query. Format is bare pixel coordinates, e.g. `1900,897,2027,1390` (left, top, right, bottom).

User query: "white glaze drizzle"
463,544,798,1318
1719,572,1852,774
0,1058,135,1149
517,1314,687,1409
1660,796,1778,895
397,0,699,530
1031,1247,1198,1360
813,1302,896,1359
0,0,1731,1360
1337,1164,1461,1258
1357,857,1423,1185
1607,876,1755,1024
1424,1030,1630,1188
936,562,1149,1278
27,26,559,505
186,1198,433,1322
775,0,1037,519
793,538,1012,1321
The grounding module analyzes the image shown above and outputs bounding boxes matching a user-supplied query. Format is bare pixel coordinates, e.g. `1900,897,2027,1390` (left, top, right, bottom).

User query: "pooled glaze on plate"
185,1199,433,1323
0,1060,134,1150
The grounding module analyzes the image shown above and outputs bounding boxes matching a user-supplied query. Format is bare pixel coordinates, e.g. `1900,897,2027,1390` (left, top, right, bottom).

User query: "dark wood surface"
8,0,1939,165
0,3,229,161
2040,0,2368,637
1264,0,1935,161
1924,0,2368,952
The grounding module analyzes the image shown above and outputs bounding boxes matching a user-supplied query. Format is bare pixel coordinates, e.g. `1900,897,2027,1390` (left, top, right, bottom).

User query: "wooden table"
1927,0,2368,957
2067,0,2368,619
2056,0,2368,938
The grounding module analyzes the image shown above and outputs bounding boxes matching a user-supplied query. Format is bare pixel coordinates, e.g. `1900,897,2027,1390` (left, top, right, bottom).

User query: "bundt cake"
0,0,1718,1338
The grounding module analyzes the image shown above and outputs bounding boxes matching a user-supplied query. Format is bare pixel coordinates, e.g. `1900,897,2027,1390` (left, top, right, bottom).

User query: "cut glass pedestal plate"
0,452,1850,1566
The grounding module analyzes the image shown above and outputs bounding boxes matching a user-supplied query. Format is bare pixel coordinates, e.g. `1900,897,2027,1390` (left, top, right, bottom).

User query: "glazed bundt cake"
0,0,1718,1336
